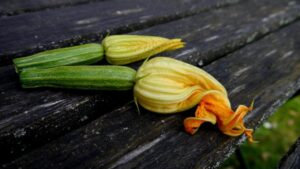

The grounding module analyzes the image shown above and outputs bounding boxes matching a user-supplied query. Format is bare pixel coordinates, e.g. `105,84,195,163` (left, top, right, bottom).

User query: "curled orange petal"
184,108,217,135
184,91,255,143
184,117,204,135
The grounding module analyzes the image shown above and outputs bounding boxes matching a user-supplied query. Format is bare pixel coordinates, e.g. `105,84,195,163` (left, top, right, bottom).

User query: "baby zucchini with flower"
134,57,254,142
13,44,104,73
103,35,184,65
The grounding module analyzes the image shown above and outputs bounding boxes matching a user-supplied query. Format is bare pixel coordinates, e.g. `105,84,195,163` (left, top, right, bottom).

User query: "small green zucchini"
13,43,104,73
20,66,136,90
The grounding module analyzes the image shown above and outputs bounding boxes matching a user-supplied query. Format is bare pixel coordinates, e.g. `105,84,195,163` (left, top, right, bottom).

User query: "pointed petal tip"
245,128,256,143
183,117,202,135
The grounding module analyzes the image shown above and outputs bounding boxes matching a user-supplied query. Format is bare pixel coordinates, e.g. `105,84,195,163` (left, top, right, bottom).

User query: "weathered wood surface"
0,0,107,16
278,137,300,169
3,15,300,169
1,0,300,163
0,0,239,65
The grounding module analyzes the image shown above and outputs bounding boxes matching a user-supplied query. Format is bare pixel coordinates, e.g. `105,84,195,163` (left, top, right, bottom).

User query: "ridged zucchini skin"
13,44,104,73
20,66,136,90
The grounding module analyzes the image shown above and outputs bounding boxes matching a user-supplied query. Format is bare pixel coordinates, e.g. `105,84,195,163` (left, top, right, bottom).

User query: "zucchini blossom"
134,57,254,142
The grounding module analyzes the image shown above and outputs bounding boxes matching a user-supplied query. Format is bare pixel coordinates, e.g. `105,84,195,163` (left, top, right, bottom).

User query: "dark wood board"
0,0,240,65
0,0,107,16
278,137,300,169
1,0,300,163
3,14,300,169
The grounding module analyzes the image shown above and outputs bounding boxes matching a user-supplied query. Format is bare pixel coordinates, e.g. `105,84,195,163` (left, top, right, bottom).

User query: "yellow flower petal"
134,57,227,113
103,35,185,65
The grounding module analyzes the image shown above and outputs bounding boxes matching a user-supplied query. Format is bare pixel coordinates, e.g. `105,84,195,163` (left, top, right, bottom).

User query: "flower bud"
134,57,254,142
103,35,184,65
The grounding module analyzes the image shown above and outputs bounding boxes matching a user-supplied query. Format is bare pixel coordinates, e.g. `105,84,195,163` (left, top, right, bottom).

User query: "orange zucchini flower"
134,57,254,142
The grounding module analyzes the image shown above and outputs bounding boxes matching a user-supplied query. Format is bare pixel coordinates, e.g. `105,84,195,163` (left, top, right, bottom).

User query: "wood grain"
0,0,107,16
278,137,300,169
3,15,300,169
0,0,240,65
1,0,300,163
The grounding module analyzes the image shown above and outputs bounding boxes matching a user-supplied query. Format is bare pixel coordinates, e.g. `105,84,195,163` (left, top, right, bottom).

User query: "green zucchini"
13,43,104,73
20,66,136,90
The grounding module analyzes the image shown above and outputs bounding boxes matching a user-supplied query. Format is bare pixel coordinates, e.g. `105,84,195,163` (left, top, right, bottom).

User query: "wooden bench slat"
278,137,300,169
0,0,239,65
0,0,106,16
1,0,300,163
3,18,300,169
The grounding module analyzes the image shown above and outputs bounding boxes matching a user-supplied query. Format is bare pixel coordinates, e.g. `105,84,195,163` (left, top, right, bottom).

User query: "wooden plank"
1,0,300,163
278,137,300,169
3,18,300,169
0,0,239,65
0,0,107,16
